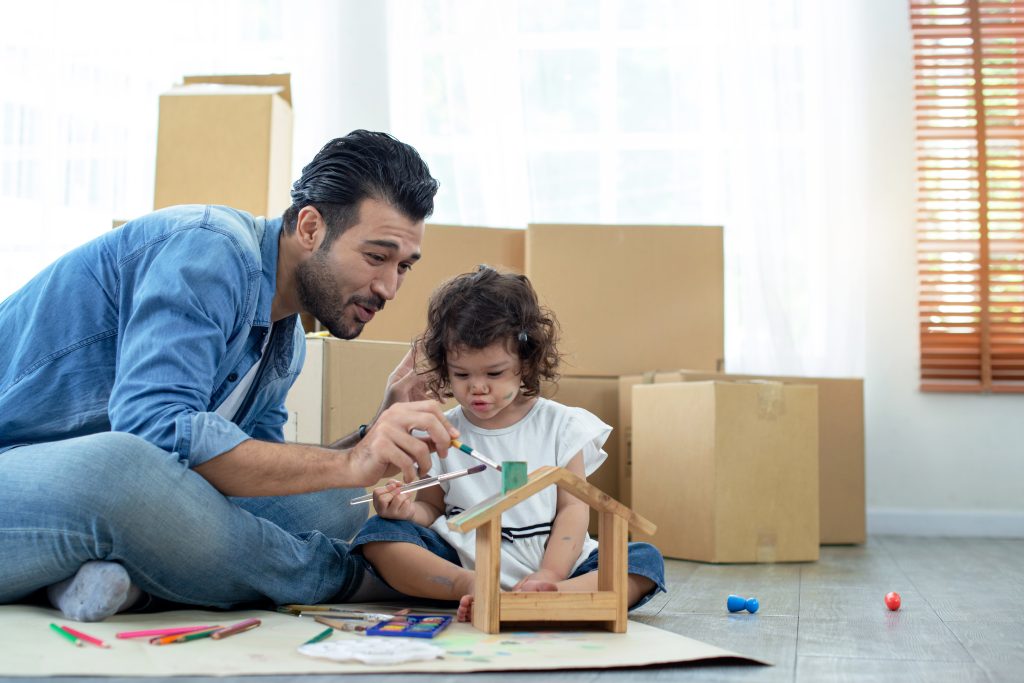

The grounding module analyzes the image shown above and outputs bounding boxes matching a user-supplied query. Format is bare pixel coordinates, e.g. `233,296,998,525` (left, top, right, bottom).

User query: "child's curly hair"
418,265,561,400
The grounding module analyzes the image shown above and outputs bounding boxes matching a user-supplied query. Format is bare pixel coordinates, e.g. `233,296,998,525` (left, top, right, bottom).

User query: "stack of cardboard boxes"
151,75,865,559
281,221,866,559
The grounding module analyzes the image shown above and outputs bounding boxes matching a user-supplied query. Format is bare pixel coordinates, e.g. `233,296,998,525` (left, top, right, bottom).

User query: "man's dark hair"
418,265,561,399
282,130,439,245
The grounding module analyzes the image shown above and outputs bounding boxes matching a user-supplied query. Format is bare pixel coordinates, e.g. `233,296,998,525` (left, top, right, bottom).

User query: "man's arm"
195,399,459,497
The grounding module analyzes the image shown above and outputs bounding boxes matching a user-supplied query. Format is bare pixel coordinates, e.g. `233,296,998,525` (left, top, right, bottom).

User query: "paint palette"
365,614,453,639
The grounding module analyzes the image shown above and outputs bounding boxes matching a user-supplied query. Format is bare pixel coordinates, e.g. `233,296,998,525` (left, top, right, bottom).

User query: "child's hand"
371,480,415,520
512,568,563,590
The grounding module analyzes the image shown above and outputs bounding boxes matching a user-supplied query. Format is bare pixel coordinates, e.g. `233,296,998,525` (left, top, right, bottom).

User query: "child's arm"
371,478,446,527
515,452,590,587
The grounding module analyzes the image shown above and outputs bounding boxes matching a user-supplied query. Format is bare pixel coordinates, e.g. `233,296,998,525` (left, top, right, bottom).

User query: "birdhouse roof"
447,465,656,535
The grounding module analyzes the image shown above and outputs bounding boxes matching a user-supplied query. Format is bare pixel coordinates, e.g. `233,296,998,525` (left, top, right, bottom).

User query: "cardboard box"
154,73,293,218
631,381,819,563
359,224,525,343
542,376,620,536
619,371,864,544
284,337,410,445
526,224,724,376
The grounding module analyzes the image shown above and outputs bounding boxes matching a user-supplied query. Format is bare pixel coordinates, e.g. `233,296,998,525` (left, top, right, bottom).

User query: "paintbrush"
314,615,370,633
278,605,404,620
450,439,503,471
348,464,487,505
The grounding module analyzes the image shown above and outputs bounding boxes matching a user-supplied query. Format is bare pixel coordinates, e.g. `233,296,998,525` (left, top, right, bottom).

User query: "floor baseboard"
867,507,1024,538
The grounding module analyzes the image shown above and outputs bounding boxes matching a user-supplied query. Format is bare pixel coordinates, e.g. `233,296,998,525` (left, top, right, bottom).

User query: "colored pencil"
210,617,261,640
49,622,83,647
117,625,216,639
151,626,222,645
60,624,111,648
349,464,487,505
302,626,334,645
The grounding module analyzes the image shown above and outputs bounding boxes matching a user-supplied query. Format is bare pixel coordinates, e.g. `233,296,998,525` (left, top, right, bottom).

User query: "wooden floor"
3,536,1021,682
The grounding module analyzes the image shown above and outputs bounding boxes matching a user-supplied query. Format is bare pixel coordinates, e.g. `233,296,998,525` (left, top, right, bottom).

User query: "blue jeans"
350,517,667,609
0,433,369,608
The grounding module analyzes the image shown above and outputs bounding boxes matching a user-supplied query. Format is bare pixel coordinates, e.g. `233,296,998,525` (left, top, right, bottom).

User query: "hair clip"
518,331,528,343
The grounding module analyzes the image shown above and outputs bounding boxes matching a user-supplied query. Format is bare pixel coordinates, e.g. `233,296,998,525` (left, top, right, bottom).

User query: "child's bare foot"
457,579,560,622
457,594,474,622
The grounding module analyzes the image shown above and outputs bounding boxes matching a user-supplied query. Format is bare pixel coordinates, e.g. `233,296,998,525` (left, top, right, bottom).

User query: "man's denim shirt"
0,205,306,466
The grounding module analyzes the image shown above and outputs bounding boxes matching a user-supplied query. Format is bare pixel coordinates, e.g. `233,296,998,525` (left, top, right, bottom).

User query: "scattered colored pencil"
49,623,83,647
211,617,261,640
302,626,334,645
117,625,217,639
151,626,222,646
60,624,111,648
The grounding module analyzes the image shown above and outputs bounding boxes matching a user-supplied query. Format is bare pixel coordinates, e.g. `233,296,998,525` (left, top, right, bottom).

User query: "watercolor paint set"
364,614,453,639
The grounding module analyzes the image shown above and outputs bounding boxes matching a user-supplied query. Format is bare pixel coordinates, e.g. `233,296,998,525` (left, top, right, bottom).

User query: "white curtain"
1,0,868,378
385,0,868,377
0,0,311,299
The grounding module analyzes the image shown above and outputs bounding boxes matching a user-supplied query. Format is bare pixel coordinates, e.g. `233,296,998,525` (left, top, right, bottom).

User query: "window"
0,0,289,299
385,0,868,377
911,0,1024,392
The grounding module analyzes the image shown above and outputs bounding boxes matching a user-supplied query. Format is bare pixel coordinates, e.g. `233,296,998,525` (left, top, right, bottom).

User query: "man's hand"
348,399,459,486
381,345,431,407
371,480,416,520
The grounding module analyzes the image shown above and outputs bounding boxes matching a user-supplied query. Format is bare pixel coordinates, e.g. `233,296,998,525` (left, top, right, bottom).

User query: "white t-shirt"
215,324,273,421
427,397,611,589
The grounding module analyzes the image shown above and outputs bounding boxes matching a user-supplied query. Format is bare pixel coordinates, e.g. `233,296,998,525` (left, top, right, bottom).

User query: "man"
0,130,458,621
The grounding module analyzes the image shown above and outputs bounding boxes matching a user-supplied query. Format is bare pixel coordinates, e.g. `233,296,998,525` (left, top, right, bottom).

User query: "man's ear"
294,206,327,252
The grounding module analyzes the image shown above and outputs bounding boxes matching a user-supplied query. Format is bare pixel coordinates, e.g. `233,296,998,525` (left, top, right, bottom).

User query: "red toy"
885,591,901,611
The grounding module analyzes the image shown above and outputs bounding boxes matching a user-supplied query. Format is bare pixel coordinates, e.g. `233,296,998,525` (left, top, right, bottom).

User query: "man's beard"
295,255,385,340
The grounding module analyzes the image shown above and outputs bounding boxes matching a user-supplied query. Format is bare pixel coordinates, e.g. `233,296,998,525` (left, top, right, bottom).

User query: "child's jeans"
346,516,667,608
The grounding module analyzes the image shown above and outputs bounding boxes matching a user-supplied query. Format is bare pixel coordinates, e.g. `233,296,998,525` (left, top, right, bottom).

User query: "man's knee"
48,433,188,515
232,487,367,540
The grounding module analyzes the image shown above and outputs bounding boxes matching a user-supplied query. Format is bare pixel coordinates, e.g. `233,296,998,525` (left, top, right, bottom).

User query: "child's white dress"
427,397,611,589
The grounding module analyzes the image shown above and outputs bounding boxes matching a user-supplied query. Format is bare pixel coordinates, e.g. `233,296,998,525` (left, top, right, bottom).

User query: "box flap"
182,73,292,106
162,83,285,98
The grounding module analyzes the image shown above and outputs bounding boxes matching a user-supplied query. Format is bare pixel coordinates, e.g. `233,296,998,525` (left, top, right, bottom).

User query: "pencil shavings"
298,639,444,665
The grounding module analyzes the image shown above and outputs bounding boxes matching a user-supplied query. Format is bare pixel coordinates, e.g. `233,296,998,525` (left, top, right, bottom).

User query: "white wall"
863,0,1024,537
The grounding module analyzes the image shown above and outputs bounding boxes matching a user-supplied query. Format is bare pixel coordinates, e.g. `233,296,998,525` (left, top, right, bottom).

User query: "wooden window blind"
911,0,1024,393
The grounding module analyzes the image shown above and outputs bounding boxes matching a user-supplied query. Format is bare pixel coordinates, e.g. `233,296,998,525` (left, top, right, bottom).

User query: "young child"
350,266,665,620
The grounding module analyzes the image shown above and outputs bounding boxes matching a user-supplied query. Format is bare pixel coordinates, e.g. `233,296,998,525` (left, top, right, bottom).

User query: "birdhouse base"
448,466,657,635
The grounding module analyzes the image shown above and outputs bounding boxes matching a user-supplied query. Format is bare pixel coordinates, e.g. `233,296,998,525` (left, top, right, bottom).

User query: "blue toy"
727,594,759,613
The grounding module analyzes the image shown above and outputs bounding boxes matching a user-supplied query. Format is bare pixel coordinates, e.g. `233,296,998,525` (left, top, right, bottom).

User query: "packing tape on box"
754,381,785,420
756,531,778,562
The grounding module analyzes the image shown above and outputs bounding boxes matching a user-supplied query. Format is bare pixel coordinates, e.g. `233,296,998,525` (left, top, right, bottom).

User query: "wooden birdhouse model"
447,465,657,634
